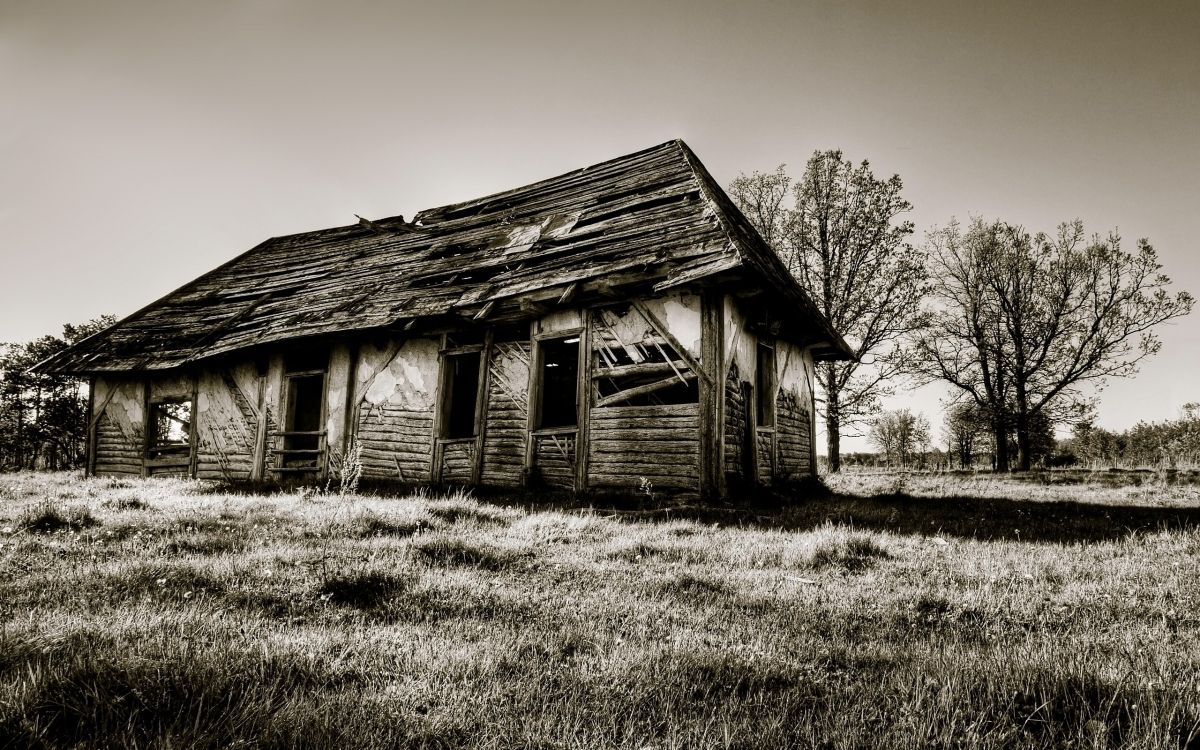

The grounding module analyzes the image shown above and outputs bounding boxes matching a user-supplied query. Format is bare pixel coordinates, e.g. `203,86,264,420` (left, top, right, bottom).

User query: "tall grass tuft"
807,533,892,572
411,536,527,570
18,503,99,533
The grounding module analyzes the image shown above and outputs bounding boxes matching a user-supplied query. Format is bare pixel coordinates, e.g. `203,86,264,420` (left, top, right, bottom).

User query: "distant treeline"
839,403,1200,471
1062,405,1200,469
0,316,115,471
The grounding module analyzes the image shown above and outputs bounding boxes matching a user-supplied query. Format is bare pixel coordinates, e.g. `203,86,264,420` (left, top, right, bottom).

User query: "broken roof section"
40,140,853,373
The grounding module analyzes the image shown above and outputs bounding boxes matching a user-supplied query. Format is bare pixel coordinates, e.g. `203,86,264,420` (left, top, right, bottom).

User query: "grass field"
1,470,1198,749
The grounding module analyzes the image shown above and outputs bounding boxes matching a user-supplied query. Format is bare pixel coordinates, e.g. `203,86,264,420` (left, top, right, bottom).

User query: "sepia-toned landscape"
2,470,1197,748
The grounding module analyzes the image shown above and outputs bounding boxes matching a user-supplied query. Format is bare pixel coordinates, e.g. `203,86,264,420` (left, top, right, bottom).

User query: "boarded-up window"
537,337,579,429
443,351,482,439
756,340,776,427
592,305,699,408
148,399,192,457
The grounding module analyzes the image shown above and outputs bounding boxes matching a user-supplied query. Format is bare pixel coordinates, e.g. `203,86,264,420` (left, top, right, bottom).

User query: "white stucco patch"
658,294,702,357
359,338,439,409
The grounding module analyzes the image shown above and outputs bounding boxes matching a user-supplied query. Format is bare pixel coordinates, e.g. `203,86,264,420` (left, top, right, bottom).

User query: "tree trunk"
993,420,1010,472
824,368,841,472
1015,410,1032,471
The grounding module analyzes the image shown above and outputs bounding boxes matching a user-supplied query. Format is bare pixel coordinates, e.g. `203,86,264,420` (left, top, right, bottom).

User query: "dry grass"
1,470,1199,748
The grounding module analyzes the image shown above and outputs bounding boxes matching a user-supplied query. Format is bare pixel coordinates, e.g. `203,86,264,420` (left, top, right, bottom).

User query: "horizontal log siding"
482,342,530,487
533,433,575,489
776,390,813,479
440,440,475,484
589,403,700,491
723,364,745,478
756,429,775,484
94,416,142,476
356,403,434,482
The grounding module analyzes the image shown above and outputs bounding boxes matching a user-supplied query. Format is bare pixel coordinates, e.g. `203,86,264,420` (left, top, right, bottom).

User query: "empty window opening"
283,373,325,464
537,337,579,429
148,399,192,457
443,351,482,439
756,341,776,427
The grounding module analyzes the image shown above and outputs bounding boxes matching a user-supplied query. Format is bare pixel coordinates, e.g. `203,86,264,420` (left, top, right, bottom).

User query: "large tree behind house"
729,153,925,471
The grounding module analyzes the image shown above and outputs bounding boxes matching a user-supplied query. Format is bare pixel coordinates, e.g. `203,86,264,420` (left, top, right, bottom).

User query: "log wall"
774,338,816,480
93,377,144,476
481,341,530,486
353,338,439,481
532,432,575,489
589,403,699,491
194,363,264,481
723,363,747,477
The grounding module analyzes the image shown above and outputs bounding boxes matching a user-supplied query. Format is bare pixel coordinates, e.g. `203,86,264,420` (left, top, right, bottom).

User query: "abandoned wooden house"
39,140,851,497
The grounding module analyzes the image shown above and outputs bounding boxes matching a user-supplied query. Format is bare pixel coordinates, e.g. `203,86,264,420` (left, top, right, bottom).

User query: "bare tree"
916,218,1193,470
869,408,930,468
729,151,925,471
943,402,988,469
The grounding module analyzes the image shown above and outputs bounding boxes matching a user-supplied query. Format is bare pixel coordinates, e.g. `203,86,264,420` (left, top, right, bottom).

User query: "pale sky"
2,0,1197,452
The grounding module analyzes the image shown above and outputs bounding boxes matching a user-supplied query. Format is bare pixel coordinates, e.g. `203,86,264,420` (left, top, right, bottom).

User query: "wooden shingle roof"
40,140,851,373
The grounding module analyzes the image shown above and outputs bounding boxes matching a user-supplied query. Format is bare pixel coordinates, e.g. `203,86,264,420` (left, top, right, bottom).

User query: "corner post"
574,309,593,493
85,375,97,478
188,372,199,479
470,329,494,486
699,290,725,499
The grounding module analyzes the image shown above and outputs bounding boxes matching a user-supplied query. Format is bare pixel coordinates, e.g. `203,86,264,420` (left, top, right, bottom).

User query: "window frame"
438,346,486,441
532,332,582,432
756,339,777,429
146,395,195,459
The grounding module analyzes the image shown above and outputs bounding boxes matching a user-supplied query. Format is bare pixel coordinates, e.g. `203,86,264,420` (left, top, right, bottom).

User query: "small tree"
943,402,989,469
869,408,930,468
0,315,116,471
729,153,926,471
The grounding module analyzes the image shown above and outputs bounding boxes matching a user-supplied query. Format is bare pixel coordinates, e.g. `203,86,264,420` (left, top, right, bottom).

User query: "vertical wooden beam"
341,343,360,457
269,354,286,477
699,291,725,499
251,363,269,482
140,379,151,477
188,372,199,479
430,334,449,483
807,348,819,477
470,329,495,486
85,376,97,478
523,320,541,485
574,309,593,493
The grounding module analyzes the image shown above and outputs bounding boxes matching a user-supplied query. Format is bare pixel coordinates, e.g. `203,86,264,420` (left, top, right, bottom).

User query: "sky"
2,0,1197,452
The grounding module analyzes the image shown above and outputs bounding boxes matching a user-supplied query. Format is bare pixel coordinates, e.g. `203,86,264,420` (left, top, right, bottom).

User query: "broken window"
756,340,776,427
592,305,699,408
442,351,482,439
148,399,192,457
536,337,579,429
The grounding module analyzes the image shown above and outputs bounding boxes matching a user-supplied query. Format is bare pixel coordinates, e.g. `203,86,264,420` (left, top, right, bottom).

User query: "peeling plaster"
359,338,439,409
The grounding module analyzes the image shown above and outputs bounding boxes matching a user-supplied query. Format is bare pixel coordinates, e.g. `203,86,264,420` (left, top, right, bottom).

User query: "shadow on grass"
179,474,1200,545
519,478,1200,545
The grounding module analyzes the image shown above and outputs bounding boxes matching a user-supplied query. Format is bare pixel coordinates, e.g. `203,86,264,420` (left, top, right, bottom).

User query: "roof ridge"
413,139,683,225
671,140,854,360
